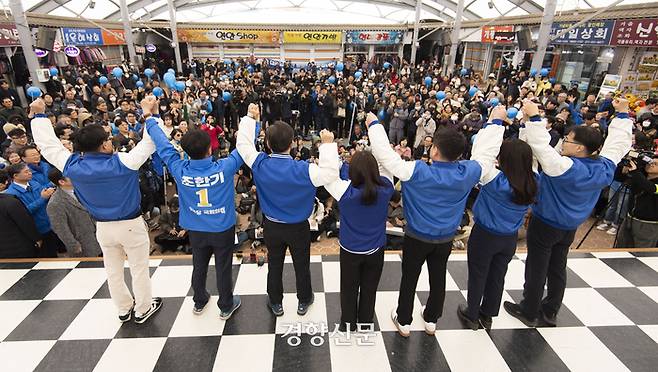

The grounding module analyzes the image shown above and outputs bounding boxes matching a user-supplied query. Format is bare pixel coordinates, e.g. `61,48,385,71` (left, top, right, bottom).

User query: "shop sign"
61,27,103,46
177,29,280,44
597,74,622,100
611,18,658,46
345,31,403,45
550,20,614,45
283,31,342,44
481,26,515,43
0,23,19,46
64,45,80,57
135,45,146,54
34,48,48,58
101,29,126,45
145,44,157,52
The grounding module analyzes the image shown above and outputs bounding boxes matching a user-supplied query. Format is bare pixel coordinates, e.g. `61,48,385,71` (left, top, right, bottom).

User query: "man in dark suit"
0,169,40,258
46,168,102,257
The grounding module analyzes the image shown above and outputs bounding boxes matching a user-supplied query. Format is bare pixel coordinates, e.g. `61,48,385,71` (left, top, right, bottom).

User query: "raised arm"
145,117,183,177
30,99,71,171
236,103,262,168
309,130,340,187
600,99,633,165
117,97,158,171
521,99,573,177
367,113,416,181
471,105,507,185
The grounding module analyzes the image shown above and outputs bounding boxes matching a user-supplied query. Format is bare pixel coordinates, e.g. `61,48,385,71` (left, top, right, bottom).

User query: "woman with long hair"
458,137,539,330
325,150,394,331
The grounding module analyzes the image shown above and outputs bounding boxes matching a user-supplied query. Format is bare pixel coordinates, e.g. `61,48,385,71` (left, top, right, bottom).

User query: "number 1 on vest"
196,189,212,207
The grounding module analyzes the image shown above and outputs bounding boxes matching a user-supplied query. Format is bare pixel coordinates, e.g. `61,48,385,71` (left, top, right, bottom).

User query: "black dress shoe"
503,301,537,327
540,310,557,327
479,313,493,330
457,304,480,331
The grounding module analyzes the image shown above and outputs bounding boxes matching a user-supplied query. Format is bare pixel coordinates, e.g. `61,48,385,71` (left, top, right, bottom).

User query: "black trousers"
340,248,384,329
264,219,312,305
396,235,452,326
520,217,576,319
189,227,235,312
41,230,63,258
466,224,517,320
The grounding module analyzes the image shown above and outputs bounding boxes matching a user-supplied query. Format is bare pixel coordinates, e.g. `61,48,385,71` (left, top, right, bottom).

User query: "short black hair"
583,111,596,121
571,126,603,155
54,125,71,138
266,121,294,153
17,144,38,158
48,167,65,186
0,168,8,185
6,162,27,179
432,127,465,161
74,124,108,153
180,129,211,160
7,128,25,138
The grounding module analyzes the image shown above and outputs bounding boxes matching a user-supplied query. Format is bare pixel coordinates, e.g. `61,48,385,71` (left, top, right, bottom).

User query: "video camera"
621,149,655,168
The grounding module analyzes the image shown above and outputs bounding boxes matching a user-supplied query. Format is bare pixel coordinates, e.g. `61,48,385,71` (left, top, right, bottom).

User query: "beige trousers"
96,216,153,315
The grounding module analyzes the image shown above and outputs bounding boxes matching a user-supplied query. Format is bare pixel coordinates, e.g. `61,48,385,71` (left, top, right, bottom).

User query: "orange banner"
101,29,126,45
177,29,279,44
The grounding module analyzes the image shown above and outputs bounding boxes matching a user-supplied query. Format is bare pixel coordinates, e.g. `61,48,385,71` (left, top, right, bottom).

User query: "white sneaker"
596,223,610,231
420,306,436,335
606,227,618,235
390,308,410,337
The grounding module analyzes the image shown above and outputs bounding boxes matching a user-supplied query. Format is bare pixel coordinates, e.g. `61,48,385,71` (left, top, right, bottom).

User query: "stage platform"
2,249,658,372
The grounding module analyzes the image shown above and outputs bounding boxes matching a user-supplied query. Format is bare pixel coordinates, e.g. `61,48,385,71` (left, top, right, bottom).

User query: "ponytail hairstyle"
498,139,538,205
349,150,385,205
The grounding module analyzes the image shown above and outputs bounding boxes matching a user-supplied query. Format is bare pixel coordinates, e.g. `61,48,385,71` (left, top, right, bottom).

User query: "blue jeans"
603,181,630,226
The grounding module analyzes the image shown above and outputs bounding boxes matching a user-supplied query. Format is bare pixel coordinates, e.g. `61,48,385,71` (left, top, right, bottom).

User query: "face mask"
415,105,421,110
457,97,464,103
451,114,458,121
287,91,292,95
110,97,116,102
643,120,651,128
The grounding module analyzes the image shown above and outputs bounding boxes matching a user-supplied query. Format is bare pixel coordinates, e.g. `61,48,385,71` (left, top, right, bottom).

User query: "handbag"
337,107,346,118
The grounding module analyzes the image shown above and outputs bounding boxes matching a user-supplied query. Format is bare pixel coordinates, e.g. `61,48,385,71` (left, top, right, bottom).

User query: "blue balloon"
27,86,42,98
229,71,235,79
549,77,556,84
468,87,479,97
222,91,232,102
136,81,144,88
383,62,391,69
461,68,468,76
224,59,231,65
112,67,123,78
99,76,108,85
377,109,385,121
49,67,58,76
507,107,519,119
144,68,154,77
436,91,446,100
540,68,549,77
354,71,363,80
530,68,537,76
175,81,185,92
424,76,432,86
153,87,163,97
328,76,336,84
132,74,139,81
247,65,254,73
164,72,175,84
336,62,344,72
167,68,175,74
490,97,499,106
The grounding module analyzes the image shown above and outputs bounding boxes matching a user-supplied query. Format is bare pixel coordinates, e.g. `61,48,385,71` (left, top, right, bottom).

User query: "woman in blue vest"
457,138,538,330
325,150,394,331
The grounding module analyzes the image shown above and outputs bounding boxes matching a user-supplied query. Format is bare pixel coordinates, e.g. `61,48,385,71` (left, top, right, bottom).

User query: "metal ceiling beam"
28,0,73,14
508,0,543,15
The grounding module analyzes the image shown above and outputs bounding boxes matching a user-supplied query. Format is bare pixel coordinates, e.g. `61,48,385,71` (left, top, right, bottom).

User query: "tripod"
575,183,630,249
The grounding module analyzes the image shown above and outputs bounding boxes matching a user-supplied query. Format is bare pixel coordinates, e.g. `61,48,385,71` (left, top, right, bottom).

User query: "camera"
621,149,655,168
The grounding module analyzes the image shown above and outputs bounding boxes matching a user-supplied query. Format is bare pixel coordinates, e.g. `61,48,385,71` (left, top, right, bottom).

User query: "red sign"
481,26,515,43
0,23,19,46
611,19,658,46
101,29,126,45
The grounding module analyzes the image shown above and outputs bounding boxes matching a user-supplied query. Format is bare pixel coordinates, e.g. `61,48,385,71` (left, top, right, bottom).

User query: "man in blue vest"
237,103,339,317
145,108,244,320
32,96,163,324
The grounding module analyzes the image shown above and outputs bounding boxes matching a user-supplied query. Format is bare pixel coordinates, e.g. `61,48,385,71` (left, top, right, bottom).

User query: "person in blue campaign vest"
237,103,339,317
32,96,163,325
324,150,394,332
145,106,244,320
366,106,505,338
456,129,539,331
18,145,53,187
504,98,633,327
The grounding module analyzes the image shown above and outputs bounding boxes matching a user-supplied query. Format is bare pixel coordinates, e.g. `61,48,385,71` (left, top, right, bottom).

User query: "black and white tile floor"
2,251,658,371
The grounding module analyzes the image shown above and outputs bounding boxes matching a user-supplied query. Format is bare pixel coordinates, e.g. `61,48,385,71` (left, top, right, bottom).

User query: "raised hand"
612,97,629,113
490,105,507,122
319,129,334,144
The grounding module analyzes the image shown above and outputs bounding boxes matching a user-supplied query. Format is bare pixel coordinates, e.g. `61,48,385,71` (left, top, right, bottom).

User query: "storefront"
479,25,516,78
344,30,403,64
57,27,126,67
282,31,342,66
177,29,280,60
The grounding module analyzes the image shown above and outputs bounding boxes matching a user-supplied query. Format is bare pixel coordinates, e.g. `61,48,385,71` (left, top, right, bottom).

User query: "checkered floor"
3,251,658,372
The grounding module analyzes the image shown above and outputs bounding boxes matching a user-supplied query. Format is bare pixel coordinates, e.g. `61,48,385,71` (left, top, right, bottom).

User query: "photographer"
616,155,658,248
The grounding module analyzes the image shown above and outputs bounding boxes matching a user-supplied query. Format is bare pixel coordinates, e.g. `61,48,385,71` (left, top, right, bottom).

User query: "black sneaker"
118,303,134,323
540,310,557,327
479,313,493,330
457,304,480,331
297,293,315,316
193,302,207,316
134,297,163,324
220,295,242,320
268,300,284,317
503,301,537,327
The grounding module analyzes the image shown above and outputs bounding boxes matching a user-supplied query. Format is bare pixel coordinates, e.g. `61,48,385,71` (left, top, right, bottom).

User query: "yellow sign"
177,29,279,44
283,31,342,44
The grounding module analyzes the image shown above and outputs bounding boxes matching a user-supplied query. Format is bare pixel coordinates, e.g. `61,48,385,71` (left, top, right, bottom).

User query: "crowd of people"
0,55,655,331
